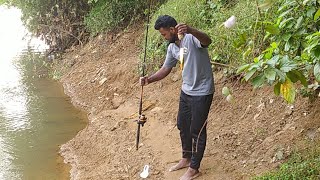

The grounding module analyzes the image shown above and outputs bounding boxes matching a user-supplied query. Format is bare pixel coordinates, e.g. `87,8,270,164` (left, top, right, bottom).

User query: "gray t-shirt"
163,34,214,96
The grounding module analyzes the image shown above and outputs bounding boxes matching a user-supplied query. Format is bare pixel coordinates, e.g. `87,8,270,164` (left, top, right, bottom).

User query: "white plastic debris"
224,16,237,29
140,165,149,179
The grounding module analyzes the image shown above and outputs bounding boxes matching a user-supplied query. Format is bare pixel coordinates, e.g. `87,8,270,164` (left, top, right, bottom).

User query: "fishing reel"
136,114,147,127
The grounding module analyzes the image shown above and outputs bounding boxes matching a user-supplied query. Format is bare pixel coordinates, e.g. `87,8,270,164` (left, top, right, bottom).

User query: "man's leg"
169,91,192,172
180,93,213,179
190,94,213,169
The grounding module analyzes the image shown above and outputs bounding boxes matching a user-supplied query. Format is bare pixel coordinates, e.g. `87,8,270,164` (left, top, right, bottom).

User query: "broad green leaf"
282,33,292,42
295,16,303,29
280,63,296,73
312,45,320,59
280,78,296,104
252,74,266,88
314,9,320,21
264,68,277,81
222,87,230,96
244,68,257,81
315,62,320,82
287,70,307,86
266,56,278,67
275,69,286,82
286,71,299,83
265,24,280,35
274,82,281,96
237,64,250,74
307,7,316,18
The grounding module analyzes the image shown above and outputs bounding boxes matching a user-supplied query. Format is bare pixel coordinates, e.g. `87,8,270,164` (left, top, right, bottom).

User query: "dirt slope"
58,24,320,180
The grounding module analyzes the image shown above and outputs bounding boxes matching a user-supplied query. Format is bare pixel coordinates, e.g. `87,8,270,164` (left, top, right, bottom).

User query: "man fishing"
140,15,214,180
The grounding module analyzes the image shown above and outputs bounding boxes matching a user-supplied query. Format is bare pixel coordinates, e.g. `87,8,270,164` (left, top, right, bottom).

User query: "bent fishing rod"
136,0,152,150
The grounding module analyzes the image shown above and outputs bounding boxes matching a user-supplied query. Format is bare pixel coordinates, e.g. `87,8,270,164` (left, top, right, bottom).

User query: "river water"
0,6,86,180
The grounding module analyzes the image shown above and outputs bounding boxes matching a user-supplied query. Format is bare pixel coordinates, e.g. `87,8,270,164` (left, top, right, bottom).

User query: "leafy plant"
238,0,320,103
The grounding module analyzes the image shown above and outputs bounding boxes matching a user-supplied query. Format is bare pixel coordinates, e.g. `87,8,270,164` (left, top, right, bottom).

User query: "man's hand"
175,23,190,35
175,23,212,47
140,76,149,86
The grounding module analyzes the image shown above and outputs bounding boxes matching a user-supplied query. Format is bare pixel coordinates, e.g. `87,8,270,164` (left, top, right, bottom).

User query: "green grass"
254,146,320,180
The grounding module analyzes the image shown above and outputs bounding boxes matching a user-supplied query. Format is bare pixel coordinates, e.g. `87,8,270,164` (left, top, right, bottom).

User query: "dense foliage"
84,0,150,35
238,0,320,103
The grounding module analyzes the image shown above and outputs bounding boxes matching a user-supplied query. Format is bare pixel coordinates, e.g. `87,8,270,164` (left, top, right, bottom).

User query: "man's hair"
154,15,177,30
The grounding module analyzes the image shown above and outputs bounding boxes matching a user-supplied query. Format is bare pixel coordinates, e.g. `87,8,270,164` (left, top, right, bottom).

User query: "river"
0,6,86,180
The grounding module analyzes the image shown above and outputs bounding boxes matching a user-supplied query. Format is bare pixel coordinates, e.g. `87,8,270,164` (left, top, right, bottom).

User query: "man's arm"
140,66,172,86
176,24,212,47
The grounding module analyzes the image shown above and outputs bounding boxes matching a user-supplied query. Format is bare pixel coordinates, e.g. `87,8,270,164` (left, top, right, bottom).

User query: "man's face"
159,27,177,43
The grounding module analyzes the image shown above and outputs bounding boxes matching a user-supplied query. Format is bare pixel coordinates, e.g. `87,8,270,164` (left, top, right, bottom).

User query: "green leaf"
315,62,320,82
312,45,320,59
266,56,278,67
279,17,294,28
280,56,296,73
275,69,286,83
271,42,278,49
265,24,280,35
285,40,291,51
274,82,281,96
251,74,266,88
264,68,277,81
282,33,292,42
280,78,296,104
279,8,293,18
307,7,316,18
286,70,304,84
314,9,320,21
295,16,304,29
244,68,257,81
222,87,230,96
237,64,250,74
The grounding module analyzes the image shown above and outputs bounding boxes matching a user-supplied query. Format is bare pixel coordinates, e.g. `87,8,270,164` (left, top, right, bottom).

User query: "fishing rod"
136,0,152,150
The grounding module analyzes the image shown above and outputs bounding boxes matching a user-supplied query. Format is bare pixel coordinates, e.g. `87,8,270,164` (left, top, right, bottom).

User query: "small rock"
305,128,318,140
68,59,76,67
99,78,107,86
151,107,163,112
273,149,284,161
269,98,274,104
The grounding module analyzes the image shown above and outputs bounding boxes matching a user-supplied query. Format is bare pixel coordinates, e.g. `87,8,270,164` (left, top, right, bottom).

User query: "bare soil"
58,24,320,180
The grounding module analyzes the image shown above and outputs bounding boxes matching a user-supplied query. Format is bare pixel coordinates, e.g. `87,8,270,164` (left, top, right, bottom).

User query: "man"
140,15,214,180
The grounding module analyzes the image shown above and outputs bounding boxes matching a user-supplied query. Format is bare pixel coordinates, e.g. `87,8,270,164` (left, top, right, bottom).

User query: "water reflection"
0,6,86,179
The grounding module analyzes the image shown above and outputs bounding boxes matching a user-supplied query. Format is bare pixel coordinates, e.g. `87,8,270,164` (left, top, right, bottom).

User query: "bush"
84,0,148,35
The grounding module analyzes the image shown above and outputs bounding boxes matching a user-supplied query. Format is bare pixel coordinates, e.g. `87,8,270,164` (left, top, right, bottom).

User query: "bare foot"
169,158,190,172
179,167,201,180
